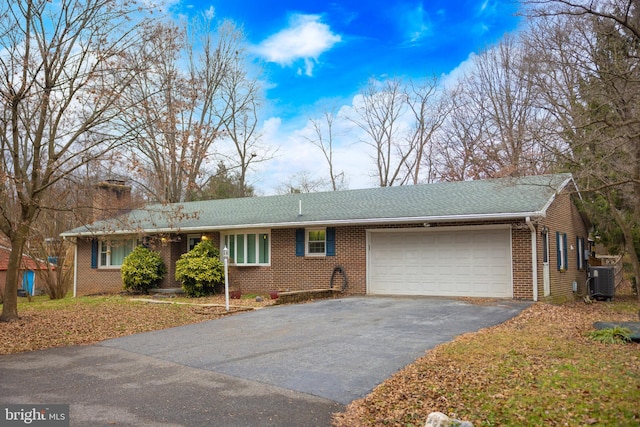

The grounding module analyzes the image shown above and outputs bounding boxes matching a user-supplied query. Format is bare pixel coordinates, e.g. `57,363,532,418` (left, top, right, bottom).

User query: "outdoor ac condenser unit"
589,266,615,301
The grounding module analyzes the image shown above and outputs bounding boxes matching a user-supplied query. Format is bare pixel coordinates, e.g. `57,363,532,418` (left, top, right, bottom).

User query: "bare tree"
456,35,555,177
347,78,411,187
216,45,274,197
121,18,243,203
404,77,449,184
525,0,640,39
524,0,640,297
27,210,74,300
435,85,488,181
0,0,147,320
303,107,347,191
277,171,327,194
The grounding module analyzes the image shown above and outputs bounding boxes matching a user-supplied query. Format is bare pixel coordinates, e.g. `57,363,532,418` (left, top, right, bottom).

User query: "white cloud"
252,100,380,195
262,116,282,136
404,4,431,43
440,52,477,88
394,3,432,44
204,6,215,19
254,14,341,76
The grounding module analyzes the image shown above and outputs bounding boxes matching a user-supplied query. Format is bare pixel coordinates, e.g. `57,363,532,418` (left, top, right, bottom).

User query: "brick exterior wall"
511,227,533,299
226,227,368,294
75,238,124,295
72,188,588,301
92,181,132,222
537,190,589,301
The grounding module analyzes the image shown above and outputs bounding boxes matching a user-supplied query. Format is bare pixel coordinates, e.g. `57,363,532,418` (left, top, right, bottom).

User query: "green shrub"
121,245,166,293
175,240,224,297
586,326,632,344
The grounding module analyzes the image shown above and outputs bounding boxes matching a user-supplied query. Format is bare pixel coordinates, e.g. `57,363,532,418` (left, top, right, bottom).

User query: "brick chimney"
93,179,132,222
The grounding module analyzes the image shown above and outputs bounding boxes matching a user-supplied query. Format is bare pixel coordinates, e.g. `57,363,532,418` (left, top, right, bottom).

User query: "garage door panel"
368,228,512,297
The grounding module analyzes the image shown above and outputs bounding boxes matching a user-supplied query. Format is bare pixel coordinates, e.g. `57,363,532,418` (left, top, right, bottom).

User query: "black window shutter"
576,237,581,269
295,229,305,256
326,227,336,256
556,232,561,270
91,239,99,269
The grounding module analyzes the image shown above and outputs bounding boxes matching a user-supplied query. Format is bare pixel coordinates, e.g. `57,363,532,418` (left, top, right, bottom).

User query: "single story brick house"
61,173,589,301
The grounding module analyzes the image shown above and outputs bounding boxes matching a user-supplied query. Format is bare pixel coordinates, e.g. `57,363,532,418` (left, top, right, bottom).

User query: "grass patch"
333,297,640,426
587,326,632,344
16,294,127,310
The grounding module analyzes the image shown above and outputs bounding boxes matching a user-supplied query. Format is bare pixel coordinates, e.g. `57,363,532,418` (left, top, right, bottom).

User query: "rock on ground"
425,411,473,427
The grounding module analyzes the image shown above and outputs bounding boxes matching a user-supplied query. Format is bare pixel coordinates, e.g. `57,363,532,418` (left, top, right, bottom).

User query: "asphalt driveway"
0,296,529,426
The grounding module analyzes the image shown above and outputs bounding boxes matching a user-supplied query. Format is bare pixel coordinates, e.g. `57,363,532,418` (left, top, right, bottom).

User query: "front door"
542,229,550,296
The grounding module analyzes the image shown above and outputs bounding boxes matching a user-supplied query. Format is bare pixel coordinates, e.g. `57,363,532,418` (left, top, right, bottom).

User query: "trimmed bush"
175,240,224,297
121,245,166,293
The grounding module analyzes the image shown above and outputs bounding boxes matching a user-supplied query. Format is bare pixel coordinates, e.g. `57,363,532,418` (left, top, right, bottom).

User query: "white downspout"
526,217,538,302
73,239,78,298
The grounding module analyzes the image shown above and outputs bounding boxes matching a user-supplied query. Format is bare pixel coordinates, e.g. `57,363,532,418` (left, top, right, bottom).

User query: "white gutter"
526,216,538,302
61,211,546,238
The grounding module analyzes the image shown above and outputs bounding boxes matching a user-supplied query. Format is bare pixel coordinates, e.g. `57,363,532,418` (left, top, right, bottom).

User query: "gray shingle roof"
61,174,574,237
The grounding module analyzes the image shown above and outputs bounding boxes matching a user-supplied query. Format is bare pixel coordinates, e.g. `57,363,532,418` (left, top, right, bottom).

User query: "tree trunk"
1,235,27,321
609,204,640,303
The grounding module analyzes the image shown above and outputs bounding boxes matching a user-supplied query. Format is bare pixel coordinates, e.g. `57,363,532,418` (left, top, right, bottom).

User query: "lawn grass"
16,294,127,309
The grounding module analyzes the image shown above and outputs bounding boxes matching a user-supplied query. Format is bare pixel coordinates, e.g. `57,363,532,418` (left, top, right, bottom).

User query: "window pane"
309,241,325,254
109,242,126,265
226,232,270,265
100,242,108,266
259,233,269,263
188,236,201,251
236,234,245,263
110,240,133,266
230,235,235,263
247,234,256,263
308,229,326,254
308,230,325,241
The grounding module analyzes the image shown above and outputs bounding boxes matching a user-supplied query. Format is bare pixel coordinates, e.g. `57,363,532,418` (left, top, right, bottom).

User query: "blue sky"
175,0,523,193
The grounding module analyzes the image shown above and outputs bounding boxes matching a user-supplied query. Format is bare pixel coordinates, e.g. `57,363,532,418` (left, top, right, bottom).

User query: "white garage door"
368,228,513,297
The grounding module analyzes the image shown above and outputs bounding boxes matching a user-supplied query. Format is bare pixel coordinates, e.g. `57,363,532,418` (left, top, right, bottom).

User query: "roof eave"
60,211,545,237
538,174,577,216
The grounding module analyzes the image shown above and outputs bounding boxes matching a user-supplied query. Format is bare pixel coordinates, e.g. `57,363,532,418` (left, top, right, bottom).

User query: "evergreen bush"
175,240,224,297
121,245,166,293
